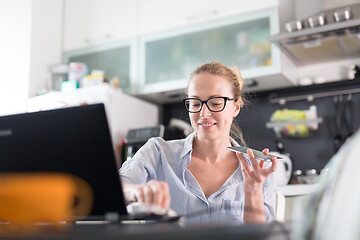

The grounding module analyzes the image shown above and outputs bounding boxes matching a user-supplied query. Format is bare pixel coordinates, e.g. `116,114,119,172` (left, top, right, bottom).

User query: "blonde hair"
187,61,246,145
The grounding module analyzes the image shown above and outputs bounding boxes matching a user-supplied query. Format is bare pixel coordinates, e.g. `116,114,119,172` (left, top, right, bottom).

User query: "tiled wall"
161,79,360,173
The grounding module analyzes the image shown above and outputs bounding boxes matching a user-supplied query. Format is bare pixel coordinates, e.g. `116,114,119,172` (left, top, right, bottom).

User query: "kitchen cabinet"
62,0,298,103
63,0,279,51
63,40,135,92
137,7,297,103
138,0,279,35
63,0,138,51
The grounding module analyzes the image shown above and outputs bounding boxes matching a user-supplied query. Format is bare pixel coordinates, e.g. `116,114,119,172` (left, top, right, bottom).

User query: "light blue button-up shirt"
119,132,276,223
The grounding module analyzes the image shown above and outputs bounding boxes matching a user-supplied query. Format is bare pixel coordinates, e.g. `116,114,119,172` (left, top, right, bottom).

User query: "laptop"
0,104,129,221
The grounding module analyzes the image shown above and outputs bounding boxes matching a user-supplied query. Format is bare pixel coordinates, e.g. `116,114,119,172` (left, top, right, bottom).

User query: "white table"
277,184,318,221
278,184,318,197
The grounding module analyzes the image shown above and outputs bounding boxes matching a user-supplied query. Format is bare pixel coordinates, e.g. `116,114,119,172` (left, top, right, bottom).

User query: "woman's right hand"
122,180,171,209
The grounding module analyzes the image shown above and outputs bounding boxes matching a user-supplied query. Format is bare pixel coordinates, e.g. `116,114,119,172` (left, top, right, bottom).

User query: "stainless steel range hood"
271,3,360,66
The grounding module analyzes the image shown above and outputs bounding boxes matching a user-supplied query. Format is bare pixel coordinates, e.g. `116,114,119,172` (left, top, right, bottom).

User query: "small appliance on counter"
121,124,186,165
271,152,292,186
270,140,293,186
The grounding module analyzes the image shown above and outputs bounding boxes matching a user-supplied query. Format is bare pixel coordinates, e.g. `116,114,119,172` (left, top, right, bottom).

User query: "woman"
120,62,277,223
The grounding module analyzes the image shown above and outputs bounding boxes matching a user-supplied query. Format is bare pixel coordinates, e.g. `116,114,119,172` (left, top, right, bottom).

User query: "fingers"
260,157,278,179
259,160,265,169
269,157,278,173
133,180,171,209
143,183,155,203
261,147,277,173
236,148,276,183
235,147,277,192
236,152,251,172
260,148,277,175
151,181,171,209
262,148,269,155
236,151,261,182
259,148,269,169
151,182,162,206
246,149,260,173
133,185,145,203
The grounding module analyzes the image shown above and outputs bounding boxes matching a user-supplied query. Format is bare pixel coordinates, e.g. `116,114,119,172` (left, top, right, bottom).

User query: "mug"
0,173,93,224
269,152,292,186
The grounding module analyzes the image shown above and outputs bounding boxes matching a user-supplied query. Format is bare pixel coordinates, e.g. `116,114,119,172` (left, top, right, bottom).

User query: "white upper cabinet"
136,6,297,103
62,0,298,103
138,0,279,35
63,0,279,51
63,0,138,51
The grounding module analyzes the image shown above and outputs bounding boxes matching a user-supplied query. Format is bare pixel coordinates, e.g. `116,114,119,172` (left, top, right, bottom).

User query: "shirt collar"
180,132,195,158
180,132,241,158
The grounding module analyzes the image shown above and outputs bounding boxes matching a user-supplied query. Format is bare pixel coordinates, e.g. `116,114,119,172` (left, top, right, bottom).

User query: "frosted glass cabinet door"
140,8,279,94
63,39,135,92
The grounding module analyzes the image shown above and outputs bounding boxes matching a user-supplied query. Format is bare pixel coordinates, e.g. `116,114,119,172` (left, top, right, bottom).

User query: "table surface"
278,184,318,196
0,221,293,240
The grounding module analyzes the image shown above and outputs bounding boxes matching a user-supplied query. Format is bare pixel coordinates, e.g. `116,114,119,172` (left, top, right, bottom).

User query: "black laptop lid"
0,103,128,219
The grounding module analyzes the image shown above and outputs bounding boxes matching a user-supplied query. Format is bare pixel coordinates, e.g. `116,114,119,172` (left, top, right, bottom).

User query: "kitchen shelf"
268,79,360,104
266,118,323,129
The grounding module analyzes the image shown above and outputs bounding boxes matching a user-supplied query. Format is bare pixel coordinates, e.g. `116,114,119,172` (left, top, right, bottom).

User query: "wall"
29,0,63,97
0,0,63,116
161,80,360,174
0,0,31,115
139,0,279,35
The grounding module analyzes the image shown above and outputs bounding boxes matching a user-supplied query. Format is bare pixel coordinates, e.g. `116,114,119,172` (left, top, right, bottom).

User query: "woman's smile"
199,121,217,129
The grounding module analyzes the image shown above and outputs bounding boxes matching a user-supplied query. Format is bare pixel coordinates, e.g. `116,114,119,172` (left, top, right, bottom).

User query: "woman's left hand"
236,148,277,193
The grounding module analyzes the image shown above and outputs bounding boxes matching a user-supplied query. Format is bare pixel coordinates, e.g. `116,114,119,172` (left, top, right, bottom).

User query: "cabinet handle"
84,34,112,44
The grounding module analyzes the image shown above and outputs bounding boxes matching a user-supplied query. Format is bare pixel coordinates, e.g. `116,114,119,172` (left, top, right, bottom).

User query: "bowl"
334,7,352,22
285,20,304,32
308,13,327,28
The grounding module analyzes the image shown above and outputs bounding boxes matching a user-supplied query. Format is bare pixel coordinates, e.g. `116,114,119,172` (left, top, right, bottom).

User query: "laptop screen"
0,103,128,219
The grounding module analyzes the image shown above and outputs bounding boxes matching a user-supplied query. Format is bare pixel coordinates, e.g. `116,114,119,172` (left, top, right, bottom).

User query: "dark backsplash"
161,79,360,173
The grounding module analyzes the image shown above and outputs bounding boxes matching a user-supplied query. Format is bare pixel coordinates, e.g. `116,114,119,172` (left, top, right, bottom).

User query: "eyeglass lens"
185,98,226,112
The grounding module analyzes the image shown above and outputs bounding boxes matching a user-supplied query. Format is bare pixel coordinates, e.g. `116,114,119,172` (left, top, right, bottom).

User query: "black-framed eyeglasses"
183,97,237,113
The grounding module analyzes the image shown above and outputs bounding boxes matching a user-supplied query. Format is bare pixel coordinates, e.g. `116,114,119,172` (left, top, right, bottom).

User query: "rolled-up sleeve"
119,138,159,184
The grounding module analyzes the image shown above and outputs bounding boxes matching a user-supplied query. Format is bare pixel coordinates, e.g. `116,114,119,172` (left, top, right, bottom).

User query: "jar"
68,63,89,83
